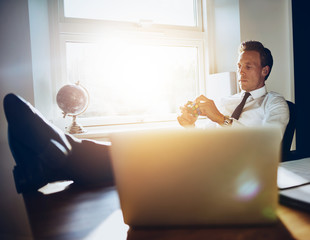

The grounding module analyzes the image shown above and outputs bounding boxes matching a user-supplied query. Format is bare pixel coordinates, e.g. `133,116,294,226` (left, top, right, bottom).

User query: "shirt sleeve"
262,95,290,137
231,93,290,137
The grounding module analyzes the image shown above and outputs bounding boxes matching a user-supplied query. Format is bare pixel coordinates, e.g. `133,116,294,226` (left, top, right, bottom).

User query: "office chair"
282,100,297,162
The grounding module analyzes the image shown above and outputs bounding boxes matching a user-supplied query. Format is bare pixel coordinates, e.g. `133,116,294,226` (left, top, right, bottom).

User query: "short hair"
238,40,273,80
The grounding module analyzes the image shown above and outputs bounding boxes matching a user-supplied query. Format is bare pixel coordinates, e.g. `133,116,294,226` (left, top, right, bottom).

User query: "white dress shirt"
199,86,290,137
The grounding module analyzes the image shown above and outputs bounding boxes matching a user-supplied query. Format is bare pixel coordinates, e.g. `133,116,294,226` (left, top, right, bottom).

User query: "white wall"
208,0,294,101
207,0,241,74
28,0,54,119
0,0,34,238
0,1,35,141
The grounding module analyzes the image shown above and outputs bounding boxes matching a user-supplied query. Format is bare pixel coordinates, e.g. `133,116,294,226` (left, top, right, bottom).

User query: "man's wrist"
222,115,233,126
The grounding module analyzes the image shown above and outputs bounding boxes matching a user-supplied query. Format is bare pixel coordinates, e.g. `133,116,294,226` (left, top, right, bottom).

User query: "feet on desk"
4,93,114,193
3,93,73,193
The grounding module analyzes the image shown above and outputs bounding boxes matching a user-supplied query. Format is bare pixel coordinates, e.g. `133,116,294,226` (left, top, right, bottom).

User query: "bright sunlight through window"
66,42,198,121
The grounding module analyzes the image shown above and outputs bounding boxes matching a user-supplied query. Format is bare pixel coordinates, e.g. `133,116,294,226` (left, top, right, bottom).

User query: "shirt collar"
241,85,267,99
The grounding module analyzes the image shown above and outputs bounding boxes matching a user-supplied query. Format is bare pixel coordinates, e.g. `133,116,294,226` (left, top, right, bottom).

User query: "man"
178,40,289,137
3,41,289,194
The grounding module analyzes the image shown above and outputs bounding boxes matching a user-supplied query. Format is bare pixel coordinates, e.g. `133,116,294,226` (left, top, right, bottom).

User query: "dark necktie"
231,92,251,120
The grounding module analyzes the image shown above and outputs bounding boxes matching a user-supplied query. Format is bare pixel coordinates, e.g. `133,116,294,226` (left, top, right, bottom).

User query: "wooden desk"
23,184,310,240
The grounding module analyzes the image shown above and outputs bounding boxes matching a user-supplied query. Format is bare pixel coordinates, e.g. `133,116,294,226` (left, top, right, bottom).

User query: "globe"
56,82,89,134
56,83,89,117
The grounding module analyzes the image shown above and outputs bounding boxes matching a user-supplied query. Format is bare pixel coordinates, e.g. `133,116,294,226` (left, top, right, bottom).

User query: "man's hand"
177,105,198,128
195,95,225,124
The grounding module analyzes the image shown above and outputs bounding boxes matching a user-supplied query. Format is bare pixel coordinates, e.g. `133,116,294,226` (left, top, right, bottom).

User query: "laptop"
110,127,282,227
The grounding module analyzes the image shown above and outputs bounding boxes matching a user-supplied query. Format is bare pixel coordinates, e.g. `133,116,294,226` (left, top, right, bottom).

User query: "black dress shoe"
3,93,73,193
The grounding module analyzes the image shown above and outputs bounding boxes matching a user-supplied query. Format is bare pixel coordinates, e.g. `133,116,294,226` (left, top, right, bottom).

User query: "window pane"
64,0,196,27
66,42,198,121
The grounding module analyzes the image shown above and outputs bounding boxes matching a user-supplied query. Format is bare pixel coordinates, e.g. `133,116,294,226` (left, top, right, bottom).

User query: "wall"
28,0,54,119
207,0,241,74
0,0,33,239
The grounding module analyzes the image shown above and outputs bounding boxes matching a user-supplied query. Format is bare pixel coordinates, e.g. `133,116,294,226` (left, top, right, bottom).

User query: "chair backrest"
282,101,297,161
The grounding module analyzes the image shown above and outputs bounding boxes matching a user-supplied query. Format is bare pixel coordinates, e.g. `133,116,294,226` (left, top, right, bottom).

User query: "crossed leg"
3,93,114,193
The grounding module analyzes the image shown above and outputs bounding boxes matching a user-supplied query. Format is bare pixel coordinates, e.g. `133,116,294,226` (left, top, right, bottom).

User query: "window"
49,0,207,126
64,0,197,26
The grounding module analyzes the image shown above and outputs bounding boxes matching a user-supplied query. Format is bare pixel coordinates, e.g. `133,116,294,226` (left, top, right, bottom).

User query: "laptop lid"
110,127,281,226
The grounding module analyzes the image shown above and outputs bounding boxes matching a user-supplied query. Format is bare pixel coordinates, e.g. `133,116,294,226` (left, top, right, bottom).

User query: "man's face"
237,50,269,92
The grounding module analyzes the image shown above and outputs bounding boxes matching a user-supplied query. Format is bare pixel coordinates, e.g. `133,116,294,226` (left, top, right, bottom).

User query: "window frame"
59,0,203,32
48,0,209,127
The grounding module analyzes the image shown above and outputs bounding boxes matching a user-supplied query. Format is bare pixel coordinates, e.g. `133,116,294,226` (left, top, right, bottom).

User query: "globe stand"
56,82,90,135
67,115,86,134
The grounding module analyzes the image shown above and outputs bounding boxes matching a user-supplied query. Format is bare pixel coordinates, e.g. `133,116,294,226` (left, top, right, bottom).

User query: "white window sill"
72,120,183,141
